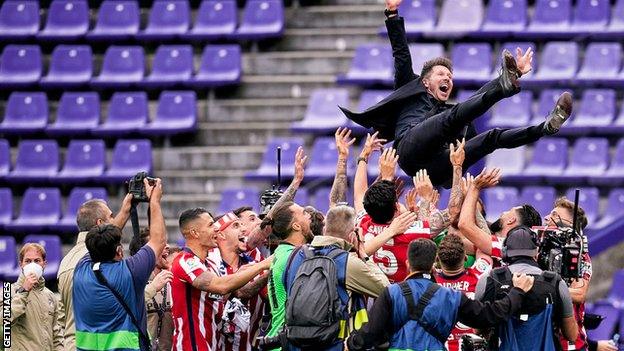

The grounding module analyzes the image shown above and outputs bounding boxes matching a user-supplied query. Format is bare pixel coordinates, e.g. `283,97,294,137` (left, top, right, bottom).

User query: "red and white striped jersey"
435,257,492,351
171,248,224,351
357,210,431,283
490,235,503,265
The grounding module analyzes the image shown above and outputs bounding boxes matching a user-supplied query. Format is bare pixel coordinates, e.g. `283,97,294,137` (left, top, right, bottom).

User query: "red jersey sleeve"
173,252,209,284
490,235,503,261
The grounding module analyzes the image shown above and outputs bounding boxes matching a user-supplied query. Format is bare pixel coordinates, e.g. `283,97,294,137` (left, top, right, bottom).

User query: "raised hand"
512,273,535,293
293,146,308,184
150,270,173,292
473,167,501,189
388,211,418,236
449,138,466,167
21,272,39,292
385,0,403,11
405,188,418,213
379,148,398,181
360,131,386,159
145,178,163,203
335,127,356,157
413,169,434,201
515,47,533,76
431,188,440,210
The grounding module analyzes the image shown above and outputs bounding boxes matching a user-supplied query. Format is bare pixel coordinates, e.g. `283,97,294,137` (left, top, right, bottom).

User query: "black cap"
504,226,538,258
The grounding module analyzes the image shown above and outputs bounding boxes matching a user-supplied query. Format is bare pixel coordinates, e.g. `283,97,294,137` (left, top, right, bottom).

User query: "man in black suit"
340,0,573,187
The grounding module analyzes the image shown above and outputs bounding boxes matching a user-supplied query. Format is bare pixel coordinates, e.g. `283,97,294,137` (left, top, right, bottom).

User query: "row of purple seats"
0,139,152,184
487,137,624,186
0,44,241,89
0,91,197,137
0,0,284,41
585,269,624,342
0,187,107,233
339,41,624,87
377,0,624,39
0,235,63,281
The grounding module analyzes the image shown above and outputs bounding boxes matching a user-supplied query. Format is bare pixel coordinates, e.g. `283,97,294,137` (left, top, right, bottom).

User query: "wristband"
357,157,368,165
384,8,399,18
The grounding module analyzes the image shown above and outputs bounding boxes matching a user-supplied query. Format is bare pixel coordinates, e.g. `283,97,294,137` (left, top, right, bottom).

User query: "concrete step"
233,75,341,99
159,193,221,220
192,121,293,146
287,5,383,28
154,145,265,171
274,28,381,51
158,169,266,195
243,50,354,76
206,97,309,122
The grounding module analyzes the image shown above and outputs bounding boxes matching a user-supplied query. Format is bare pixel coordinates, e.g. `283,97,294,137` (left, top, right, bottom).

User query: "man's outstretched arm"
385,0,417,89
330,128,356,208
354,132,386,214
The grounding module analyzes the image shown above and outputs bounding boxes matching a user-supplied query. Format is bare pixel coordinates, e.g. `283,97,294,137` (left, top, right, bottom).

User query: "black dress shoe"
544,92,573,135
498,49,522,96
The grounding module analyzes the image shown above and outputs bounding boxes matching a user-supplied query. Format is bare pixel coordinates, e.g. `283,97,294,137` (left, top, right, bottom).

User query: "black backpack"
284,245,346,349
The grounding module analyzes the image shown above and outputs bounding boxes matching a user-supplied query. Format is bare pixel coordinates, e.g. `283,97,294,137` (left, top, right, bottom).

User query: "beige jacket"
56,231,88,351
144,273,174,351
9,275,64,351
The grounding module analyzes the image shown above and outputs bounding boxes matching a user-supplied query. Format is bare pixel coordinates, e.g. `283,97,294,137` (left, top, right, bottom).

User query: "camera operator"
545,197,593,351
475,226,578,350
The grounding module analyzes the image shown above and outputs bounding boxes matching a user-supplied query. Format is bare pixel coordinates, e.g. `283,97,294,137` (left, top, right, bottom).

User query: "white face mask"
23,262,44,279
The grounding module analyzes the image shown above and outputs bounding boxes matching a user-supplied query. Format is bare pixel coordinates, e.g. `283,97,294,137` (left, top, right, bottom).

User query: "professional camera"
256,333,285,350
259,188,284,217
461,334,488,351
128,171,157,203
535,226,583,281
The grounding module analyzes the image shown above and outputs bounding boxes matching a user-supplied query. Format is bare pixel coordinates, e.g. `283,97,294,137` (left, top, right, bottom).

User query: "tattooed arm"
448,139,466,226
247,147,308,250
234,274,269,301
330,128,356,208
354,132,386,214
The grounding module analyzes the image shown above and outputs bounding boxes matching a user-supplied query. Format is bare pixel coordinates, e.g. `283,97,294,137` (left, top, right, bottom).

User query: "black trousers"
396,78,546,187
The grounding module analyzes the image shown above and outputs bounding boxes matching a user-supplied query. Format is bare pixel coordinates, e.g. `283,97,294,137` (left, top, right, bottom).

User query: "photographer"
545,197,592,351
73,178,166,350
475,226,578,350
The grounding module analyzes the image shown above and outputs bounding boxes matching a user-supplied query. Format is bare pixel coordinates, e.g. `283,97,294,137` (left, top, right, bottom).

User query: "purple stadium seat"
347,90,392,133
408,44,446,81
294,188,310,207
93,92,148,136
40,45,92,88
525,0,572,35
577,43,622,83
0,1,40,39
550,138,609,184
0,92,48,134
483,187,520,222
53,187,108,232
137,0,190,40
0,140,8,178
143,45,193,88
606,0,624,34
0,189,12,228
480,0,528,36
592,189,624,228
488,91,532,128
7,140,59,183
520,186,556,218
0,236,18,281
592,139,624,186
565,187,599,224
523,138,568,180
378,0,436,36
246,137,305,181
218,188,260,214
485,147,526,179
312,187,354,215
305,137,343,180
46,92,100,136
38,0,89,40
91,46,145,88
87,1,140,40
431,0,484,36
292,89,350,134
608,269,624,300
532,89,570,125
23,235,62,280
233,0,284,40
494,42,537,79
189,45,242,88
5,188,61,233
0,45,42,87
568,90,615,132
452,43,492,85
56,140,106,182
570,0,610,33
141,91,197,135
338,44,392,86
102,139,152,182
183,0,237,40
529,42,578,84
586,301,619,340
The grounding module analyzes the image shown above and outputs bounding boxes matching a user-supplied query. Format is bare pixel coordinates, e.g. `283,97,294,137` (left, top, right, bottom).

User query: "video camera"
128,171,157,203
461,334,488,351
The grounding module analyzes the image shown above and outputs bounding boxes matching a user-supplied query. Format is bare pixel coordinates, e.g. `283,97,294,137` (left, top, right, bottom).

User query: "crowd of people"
5,124,619,351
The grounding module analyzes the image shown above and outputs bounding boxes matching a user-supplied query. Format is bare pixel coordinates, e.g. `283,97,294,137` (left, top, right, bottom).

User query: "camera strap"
399,281,447,345
130,201,151,242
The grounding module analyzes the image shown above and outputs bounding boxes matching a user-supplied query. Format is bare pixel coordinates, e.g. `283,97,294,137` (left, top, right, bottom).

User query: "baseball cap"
504,226,538,258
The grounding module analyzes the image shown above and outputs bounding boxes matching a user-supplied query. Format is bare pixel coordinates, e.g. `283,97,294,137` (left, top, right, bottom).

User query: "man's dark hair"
86,224,123,263
233,206,254,217
77,199,109,232
515,204,542,228
438,234,466,270
129,227,150,256
408,239,438,272
260,201,295,240
363,180,397,224
304,206,325,237
554,197,588,230
179,207,212,231
420,57,453,79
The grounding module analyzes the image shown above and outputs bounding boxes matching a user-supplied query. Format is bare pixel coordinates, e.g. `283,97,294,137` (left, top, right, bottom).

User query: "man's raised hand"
293,146,308,184
515,47,533,76
335,127,356,157
388,211,418,236
379,148,399,181
360,131,386,159
449,138,466,167
385,0,402,11
413,169,434,201
473,167,501,189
